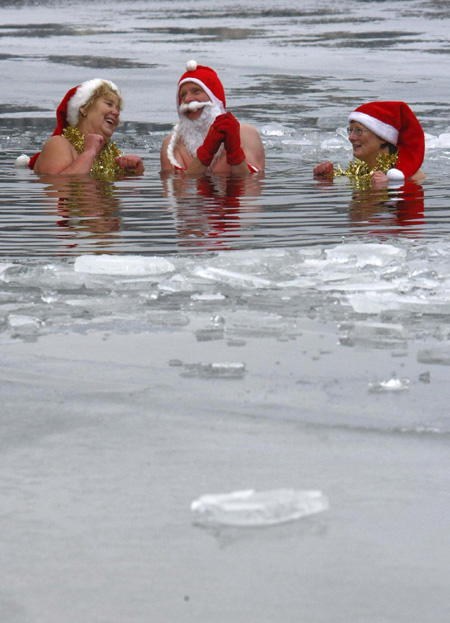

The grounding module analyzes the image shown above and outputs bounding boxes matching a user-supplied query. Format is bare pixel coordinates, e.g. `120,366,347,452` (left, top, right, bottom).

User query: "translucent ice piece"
368,377,410,393
7,314,40,328
181,362,246,379
191,489,328,527
260,122,293,137
74,255,175,276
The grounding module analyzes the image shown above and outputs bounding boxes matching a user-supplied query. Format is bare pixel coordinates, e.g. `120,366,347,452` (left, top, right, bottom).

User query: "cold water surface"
1,2,450,623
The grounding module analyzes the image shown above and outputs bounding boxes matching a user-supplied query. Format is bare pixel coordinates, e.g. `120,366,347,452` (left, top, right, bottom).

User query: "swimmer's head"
348,101,425,179
177,60,226,115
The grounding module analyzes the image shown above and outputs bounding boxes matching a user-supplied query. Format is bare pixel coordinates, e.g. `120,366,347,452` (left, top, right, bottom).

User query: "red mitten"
196,123,224,167
213,112,246,166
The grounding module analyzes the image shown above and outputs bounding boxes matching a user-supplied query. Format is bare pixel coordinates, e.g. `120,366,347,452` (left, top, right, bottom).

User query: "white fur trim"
186,60,197,71
386,168,405,181
14,154,30,167
67,79,120,127
177,77,225,114
348,111,399,144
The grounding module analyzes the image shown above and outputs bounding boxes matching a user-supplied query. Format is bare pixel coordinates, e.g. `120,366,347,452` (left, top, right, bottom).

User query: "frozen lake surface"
1,1,450,622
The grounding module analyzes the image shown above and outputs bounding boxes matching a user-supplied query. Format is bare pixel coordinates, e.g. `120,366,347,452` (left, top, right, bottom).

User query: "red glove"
213,112,246,166
196,123,224,167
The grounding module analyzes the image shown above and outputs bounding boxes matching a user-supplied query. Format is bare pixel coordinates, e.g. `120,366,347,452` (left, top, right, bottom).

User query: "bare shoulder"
161,134,172,150
42,135,72,152
240,124,262,140
34,135,75,174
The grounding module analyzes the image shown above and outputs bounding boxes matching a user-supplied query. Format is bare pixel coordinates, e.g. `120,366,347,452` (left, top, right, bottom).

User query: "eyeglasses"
346,127,369,137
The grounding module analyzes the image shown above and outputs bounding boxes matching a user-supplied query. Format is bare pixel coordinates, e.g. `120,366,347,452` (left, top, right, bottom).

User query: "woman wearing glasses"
313,101,425,184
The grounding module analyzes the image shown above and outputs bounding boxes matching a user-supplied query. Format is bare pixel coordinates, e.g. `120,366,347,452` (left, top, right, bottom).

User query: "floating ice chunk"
347,292,400,314
74,255,175,276
320,137,346,150
191,489,329,527
319,281,397,293
8,314,40,328
425,132,450,149
193,266,271,288
0,263,14,277
191,293,226,301
195,327,224,342
261,123,294,137
211,314,226,326
325,243,405,267
181,362,246,379
368,377,410,393
281,138,314,146
339,321,406,348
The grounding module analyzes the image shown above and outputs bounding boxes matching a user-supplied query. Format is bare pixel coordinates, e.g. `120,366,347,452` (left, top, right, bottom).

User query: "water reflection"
348,181,425,235
313,175,425,236
37,175,122,247
161,172,264,249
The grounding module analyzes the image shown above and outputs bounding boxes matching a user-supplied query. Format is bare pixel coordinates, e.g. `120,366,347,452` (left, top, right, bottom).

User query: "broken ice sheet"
181,362,246,379
368,377,410,393
191,489,329,527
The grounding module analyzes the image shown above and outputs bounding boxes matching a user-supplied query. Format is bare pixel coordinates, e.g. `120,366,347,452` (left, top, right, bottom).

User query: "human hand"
370,171,389,186
196,123,224,167
115,155,145,175
313,161,334,177
83,134,105,157
213,112,245,166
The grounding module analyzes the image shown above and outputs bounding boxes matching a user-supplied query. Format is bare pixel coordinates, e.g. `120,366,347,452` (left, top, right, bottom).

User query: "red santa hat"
16,78,120,170
177,60,226,112
348,101,425,180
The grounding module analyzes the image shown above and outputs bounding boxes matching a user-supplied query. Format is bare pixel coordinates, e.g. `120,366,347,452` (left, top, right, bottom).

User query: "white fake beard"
177,101,223,157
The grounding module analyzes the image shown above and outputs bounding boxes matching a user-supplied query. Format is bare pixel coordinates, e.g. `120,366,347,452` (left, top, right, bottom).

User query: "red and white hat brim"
348,111,399,145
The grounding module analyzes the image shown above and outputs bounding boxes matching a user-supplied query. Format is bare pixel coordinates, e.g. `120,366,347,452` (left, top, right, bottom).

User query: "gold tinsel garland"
334,152,399,188
63,126,124,180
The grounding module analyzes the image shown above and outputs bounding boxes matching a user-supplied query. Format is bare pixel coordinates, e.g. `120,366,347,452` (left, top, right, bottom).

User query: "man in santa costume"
313,101,425,184
160,61,265,176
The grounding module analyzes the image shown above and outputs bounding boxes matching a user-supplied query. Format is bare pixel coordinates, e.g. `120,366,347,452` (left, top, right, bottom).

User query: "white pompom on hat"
14,154,31,168
348,101,425,179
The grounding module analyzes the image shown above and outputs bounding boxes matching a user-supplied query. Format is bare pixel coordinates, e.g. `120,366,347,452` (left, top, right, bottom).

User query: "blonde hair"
83,82,123,115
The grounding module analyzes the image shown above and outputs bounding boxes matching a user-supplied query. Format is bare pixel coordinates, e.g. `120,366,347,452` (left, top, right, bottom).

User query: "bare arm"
233,124,265,176
34,134,104,175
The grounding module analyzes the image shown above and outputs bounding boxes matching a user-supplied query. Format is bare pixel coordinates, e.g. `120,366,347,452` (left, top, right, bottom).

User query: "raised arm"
34,134,104,175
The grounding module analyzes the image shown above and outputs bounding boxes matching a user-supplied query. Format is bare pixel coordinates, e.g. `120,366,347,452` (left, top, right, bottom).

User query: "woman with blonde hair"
17,79,144,178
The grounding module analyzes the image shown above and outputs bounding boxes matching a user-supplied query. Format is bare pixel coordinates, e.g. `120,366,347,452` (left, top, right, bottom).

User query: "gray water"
1,1,450,622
